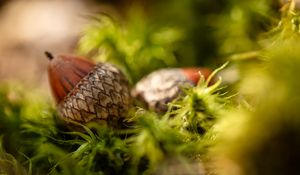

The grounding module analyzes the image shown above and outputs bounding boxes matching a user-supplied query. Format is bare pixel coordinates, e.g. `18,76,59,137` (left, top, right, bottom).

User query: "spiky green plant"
168,63,230,136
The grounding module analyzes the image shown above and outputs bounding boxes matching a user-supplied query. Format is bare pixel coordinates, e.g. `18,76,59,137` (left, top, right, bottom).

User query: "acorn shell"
132,68,212,113
47,53,131,126
48,54,95,103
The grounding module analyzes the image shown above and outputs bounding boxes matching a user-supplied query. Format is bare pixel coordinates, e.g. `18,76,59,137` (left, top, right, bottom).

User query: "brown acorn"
46,51,131,127
132,67,212,113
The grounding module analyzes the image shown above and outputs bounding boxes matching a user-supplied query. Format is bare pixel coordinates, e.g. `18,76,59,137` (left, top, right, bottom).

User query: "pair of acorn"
46,52,212,127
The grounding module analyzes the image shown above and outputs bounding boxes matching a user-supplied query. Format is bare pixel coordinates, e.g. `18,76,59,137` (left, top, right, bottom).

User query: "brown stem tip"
45,51,54,60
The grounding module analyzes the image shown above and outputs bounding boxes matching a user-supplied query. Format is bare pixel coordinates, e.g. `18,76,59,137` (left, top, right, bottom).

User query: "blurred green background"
0,0,280,86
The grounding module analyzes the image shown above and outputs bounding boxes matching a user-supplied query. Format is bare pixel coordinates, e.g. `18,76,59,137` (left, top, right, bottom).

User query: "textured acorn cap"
132,67,212,113
46,52,131,126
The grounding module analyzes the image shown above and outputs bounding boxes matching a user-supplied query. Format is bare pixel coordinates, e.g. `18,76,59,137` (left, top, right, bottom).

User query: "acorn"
132,68,212,113
46,52,131,127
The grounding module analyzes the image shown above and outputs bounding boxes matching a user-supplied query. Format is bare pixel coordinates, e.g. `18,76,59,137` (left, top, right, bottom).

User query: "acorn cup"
46,52,131,128
132,68,212,113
